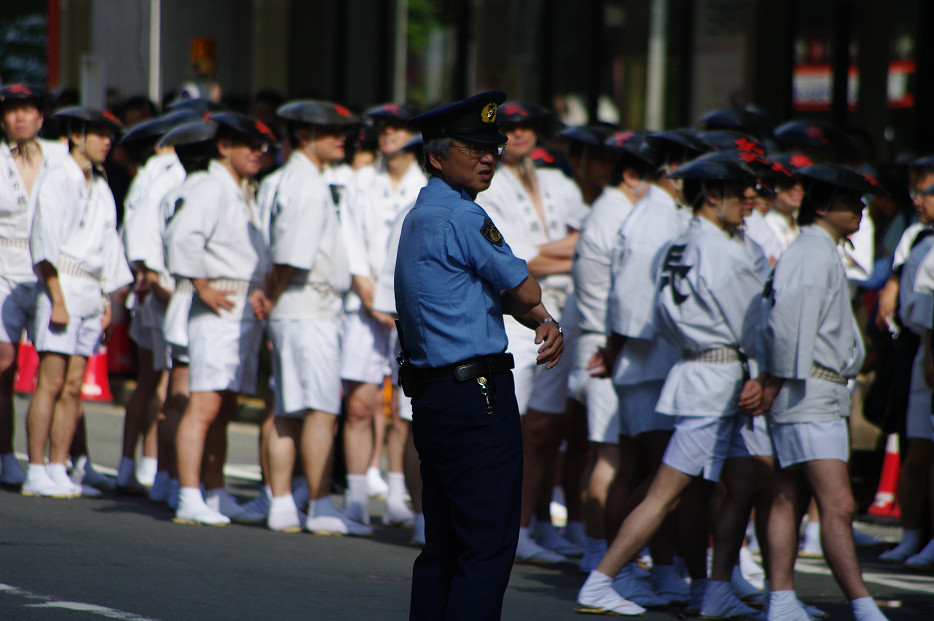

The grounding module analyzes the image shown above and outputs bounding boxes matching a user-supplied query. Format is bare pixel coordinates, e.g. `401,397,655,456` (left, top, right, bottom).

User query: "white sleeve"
165,181,218,279
29,172,71,271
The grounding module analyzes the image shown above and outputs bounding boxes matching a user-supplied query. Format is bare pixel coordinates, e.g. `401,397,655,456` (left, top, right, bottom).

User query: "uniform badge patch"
481,218,503,246
481,102,497,124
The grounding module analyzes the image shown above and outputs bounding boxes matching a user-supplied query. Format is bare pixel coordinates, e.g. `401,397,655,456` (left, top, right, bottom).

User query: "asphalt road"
1,396,933,620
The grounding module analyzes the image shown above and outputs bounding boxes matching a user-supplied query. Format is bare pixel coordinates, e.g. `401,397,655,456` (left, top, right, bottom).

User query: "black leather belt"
414,353,515,383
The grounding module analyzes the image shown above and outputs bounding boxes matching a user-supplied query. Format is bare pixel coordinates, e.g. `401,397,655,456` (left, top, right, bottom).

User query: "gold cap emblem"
481,102,497,124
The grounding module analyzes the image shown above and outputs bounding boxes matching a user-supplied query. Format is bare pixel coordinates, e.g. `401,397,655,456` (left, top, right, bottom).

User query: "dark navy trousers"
408,371,523,621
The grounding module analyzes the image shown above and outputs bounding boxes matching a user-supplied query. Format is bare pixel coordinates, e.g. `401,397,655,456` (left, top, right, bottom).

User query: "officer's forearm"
510,302,554,331
502,275,541,317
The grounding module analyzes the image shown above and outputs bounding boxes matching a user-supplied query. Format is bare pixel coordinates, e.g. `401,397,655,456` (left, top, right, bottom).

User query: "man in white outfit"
0,84,67,487
166,112,275,525
262,99,372,535
24,106,133,498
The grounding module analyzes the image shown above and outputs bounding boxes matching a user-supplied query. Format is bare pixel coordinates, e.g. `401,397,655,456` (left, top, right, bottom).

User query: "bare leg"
26,353,67,464
897,439,933,531
404,428,423,513
803,459,870,600
596,464,694,578
175,390,225,489
369,380,387,472
343,381,377,476
386,389,407,475
302,411,337,499
710,457,760,582
0,341,19,455
563,399,589,525
48,355,87,465
585,443,619,540
121,347,158,459
160,363,189,479
520,408,562,528
767,468,808,591
142,371,168,460
268,415,301,498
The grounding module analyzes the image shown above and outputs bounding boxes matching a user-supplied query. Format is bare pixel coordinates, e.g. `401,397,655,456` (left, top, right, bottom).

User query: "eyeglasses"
910,179,934,201
452,142,505,158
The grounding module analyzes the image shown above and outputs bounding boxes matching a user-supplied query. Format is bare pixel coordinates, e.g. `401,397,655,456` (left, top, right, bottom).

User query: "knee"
522,412,558,448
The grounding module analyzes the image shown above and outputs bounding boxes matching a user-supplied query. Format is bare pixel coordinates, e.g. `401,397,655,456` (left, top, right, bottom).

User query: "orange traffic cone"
81,347,114,402
13,341,39,394
867,433,901,520
106,321,136,374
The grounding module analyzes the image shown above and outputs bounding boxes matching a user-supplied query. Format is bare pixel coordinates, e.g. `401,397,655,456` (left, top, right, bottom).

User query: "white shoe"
48,463,100,497
21,466,76,498
535,523,584,557
410,513,426,546
204,488,265,524
174,496,230,526
305,498,373,537
267,496,305,533
383,499,415,527
576,571,646,616
516,530,567,564
0,454,26,486
700,581,767,620
149,472,171,502
136,457,157,487
366,466,389,497
613,564,667,608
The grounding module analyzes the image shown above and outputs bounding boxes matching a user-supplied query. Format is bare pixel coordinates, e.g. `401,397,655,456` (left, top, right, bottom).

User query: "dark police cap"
497,102,545,125
773,119,850,150
158,120,218,148
278,100,359,126
667,151,758,182
796,163,886,196
209,111,277,143
167,98,224,114
647,129,710,155
121,109,199,145
559,124,616,147
402,134,423,153
0,83,45,105
409,91,507,145
697,130,766,155
54,106,123,132
365,103,421,122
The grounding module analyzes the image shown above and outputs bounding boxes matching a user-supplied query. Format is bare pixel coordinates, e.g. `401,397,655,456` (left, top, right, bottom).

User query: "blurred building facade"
35,0,933,157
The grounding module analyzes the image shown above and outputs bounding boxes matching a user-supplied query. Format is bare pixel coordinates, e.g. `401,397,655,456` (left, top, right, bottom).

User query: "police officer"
0,84,68,487
396,91,563,621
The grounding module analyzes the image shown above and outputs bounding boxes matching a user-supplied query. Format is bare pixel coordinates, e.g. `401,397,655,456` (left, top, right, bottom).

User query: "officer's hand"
535,322,563,370
588,348,612,378
249,289,272,320
50,301,70,332
738,379,762,415
198,286,235,315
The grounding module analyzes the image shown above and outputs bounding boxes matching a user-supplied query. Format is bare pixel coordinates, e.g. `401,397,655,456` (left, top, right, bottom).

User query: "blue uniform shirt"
395,176,530,368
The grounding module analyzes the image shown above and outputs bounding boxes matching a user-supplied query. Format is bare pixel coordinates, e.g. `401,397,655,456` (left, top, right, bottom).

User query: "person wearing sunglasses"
165,111,275,526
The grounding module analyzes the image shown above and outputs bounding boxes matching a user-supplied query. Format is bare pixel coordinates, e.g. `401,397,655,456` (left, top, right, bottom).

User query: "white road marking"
795,558,934,594
0,583,158,620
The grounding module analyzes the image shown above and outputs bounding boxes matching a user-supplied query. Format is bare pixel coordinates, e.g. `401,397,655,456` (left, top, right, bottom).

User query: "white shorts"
662,415,734,482
768,419,849,469
0,277,36,344
568,332,619,443
906,349,933,440
617,380,673,437
506,318,568,415
33,291,102,357
269,318,342,416
728,414,774,458
340,310,392,384
187,298,264,394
